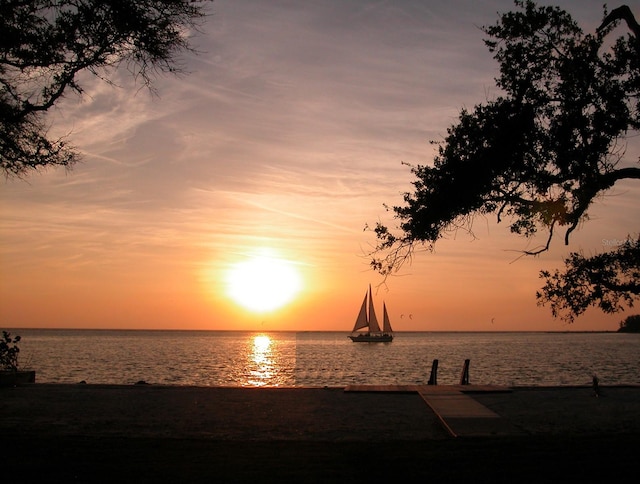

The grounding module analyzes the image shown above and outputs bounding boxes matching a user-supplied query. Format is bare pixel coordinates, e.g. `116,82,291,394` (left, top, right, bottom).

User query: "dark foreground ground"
2,384,639,483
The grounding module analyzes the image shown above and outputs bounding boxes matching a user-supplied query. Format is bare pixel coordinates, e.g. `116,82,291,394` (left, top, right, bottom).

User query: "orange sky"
1,0,639,332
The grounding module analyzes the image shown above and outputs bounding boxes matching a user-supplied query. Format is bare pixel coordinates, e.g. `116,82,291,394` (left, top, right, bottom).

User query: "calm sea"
9,330,640,387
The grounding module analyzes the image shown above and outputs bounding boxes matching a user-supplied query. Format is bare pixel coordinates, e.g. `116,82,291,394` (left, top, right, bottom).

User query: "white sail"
367,285,381,332
352,292,369,331
382,303,393,333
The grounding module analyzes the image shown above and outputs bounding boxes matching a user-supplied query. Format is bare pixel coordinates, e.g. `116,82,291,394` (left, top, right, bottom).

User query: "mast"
367,285,381,332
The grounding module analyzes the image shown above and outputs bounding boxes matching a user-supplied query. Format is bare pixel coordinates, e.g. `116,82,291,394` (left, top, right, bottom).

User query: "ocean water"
9,329,640,387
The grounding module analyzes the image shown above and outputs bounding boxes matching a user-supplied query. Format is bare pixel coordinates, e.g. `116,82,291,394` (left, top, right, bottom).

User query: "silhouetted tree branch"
370,1,640,322
598,5,640,38
537,237,640,322
1,0,211,177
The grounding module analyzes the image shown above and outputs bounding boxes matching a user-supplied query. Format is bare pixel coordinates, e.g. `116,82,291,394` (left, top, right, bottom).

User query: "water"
9,329,640,387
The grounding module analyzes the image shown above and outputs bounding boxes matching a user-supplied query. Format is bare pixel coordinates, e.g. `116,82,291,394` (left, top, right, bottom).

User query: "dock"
344,384,526,437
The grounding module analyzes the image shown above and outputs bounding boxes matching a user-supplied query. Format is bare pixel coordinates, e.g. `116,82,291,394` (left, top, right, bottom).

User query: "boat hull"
349,333,393,343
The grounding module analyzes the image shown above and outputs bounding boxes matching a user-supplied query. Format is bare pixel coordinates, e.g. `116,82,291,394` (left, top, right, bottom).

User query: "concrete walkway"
344,384,526,437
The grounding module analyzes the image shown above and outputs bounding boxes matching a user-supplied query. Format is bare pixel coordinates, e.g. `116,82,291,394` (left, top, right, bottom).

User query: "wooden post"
459,359,470,385
592,374,600,397
428,359,438,385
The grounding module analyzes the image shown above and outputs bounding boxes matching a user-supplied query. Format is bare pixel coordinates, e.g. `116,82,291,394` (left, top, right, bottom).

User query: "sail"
352,292,369,331
367,285,381,332
349,285,394,342
382,303,393,333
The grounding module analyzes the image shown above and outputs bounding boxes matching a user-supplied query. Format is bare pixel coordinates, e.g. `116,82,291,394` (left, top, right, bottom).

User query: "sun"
225,251,303,312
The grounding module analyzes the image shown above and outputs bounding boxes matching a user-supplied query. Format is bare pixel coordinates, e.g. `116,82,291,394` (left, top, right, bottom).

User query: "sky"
2,0,639,332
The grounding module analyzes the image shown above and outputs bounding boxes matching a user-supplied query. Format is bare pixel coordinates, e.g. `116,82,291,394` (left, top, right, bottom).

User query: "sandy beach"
2,384,640,483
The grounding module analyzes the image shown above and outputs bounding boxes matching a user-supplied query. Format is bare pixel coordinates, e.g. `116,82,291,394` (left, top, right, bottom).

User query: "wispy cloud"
2,0,638,330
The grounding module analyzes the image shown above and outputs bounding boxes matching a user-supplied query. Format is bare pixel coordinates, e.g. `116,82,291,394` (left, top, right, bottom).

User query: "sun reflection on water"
246,334,275,386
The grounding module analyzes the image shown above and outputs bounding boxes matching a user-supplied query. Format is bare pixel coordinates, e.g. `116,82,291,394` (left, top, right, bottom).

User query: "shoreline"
7,327,628,333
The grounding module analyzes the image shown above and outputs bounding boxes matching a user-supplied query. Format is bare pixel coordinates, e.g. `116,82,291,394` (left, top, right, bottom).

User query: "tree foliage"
537,237,640,322
1,0,209,177
0,331,21,371
618,313,640,332
371,1,640,322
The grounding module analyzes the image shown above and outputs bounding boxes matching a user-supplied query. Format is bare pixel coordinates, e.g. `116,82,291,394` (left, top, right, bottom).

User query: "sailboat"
349,285,394,342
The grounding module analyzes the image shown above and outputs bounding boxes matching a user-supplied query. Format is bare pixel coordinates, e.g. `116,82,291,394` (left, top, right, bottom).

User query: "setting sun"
225,251,303,312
